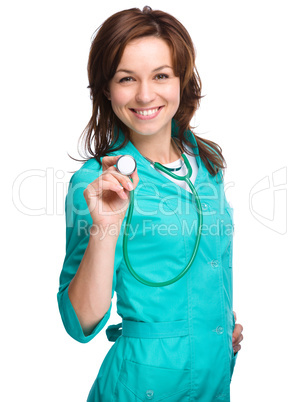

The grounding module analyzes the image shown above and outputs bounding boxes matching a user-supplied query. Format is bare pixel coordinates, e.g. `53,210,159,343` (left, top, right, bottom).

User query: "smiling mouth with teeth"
131,107,162,117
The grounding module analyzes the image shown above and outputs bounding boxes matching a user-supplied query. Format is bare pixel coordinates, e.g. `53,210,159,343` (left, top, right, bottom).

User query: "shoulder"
67,158,102,207
70,158,102,185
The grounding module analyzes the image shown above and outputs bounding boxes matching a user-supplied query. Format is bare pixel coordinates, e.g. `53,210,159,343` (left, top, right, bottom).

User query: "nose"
135,81,156,104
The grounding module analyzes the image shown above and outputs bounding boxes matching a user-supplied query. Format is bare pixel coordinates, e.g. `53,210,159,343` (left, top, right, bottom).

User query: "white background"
2,0,297,401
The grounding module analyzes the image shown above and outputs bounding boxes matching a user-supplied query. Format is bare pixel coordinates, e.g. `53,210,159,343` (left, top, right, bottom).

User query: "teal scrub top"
57,121,238,401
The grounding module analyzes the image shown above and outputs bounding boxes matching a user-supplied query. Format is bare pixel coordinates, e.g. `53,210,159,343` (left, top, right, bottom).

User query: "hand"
83,155,139,229
232,311,243,355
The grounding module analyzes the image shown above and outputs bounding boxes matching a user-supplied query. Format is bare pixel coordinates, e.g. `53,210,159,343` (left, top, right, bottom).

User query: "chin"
129,122,171,138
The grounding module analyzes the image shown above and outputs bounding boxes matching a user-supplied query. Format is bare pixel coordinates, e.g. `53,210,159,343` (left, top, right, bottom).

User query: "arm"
57,170,123,343
68,229,118,336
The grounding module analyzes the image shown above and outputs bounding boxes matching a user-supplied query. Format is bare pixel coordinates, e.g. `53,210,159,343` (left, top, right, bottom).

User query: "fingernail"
127,182,133,190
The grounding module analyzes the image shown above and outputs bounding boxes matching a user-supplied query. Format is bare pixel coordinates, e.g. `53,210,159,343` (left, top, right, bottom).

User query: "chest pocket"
113,359,190,401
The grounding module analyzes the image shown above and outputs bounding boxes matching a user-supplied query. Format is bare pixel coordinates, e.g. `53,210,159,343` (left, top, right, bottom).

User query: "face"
108,36,180,140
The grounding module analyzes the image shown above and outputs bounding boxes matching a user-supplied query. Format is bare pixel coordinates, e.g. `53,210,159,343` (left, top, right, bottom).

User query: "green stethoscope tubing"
123,152,203,287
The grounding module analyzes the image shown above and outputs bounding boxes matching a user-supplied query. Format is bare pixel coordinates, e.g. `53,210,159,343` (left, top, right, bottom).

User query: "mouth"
129,106,164,119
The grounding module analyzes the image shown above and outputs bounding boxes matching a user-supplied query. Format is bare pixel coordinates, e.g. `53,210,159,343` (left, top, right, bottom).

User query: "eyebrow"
115,65,173,74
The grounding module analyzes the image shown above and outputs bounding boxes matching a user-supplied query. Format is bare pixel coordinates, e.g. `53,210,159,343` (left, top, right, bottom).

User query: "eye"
155,73,169,80
119,77,134,83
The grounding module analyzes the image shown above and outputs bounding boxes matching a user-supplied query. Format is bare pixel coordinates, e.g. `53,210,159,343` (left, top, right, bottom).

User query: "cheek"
110,86,131,110
167,80,180,106
110,93,125,110
167,91,180,114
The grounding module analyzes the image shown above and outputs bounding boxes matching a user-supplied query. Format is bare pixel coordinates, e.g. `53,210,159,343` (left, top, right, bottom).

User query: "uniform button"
201,203,208,210
211,259,219,268
216,326,224,335
146,390,154,399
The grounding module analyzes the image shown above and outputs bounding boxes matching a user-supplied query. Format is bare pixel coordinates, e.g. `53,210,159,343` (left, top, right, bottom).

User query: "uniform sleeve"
56,169,121,344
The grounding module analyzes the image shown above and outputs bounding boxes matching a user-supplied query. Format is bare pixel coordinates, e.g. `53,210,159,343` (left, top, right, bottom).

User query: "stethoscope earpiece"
116,155,137,176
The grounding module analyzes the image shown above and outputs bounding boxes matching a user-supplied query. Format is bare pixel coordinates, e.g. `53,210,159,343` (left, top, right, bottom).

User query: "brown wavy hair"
69,6,226,177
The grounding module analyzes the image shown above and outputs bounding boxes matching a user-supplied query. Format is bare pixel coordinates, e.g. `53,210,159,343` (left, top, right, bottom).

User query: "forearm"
68,227,118,335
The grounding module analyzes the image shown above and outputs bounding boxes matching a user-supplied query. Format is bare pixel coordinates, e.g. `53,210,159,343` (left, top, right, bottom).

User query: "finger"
232,323,242,343
233,333,244,347
102,171,134,192
233,311,237,322
233,322,243,336
100,178,130,200
84,179,129,208
233,345,241,354
233,323,243,335
232,326,244,345
102,155,123,171
84,178,125,197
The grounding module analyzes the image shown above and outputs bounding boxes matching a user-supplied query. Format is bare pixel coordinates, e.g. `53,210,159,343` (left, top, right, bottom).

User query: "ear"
104,87,111,100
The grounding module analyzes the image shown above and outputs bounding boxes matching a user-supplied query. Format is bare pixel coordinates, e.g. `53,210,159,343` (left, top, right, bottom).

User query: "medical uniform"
57,120,238,401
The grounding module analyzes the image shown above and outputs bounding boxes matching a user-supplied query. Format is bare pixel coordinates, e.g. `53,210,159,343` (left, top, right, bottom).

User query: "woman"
57,6,243,401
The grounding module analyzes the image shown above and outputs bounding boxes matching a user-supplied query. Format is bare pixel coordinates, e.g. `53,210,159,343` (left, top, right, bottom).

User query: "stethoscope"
116,138,203,287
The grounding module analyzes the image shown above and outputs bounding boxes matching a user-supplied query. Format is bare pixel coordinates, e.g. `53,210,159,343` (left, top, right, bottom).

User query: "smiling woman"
70,6,226,175
57,6,243,402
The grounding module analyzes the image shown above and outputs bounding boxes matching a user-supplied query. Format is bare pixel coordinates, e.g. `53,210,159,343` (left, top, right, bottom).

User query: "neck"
129,134,181,164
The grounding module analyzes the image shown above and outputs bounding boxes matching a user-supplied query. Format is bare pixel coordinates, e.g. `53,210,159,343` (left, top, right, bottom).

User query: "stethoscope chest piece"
116,155,137,176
